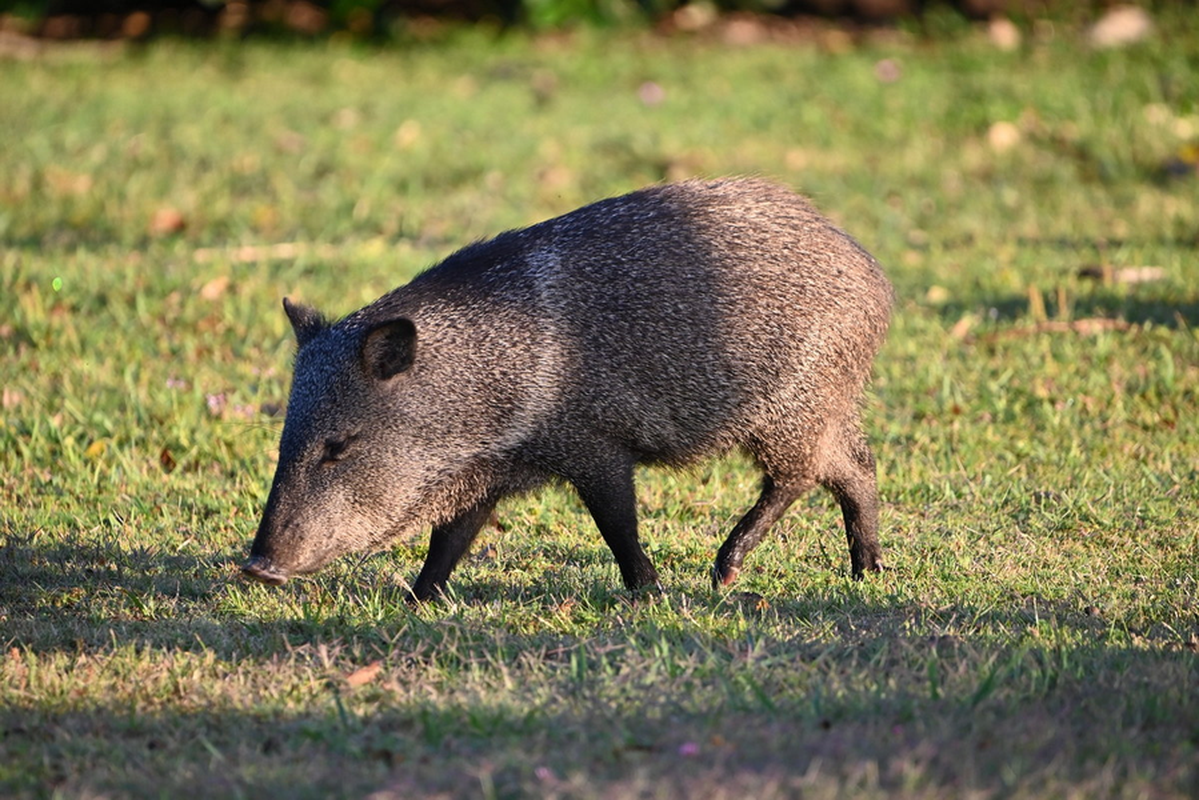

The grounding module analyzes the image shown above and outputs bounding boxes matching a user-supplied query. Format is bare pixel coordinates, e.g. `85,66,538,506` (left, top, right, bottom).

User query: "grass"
2,15,1198,799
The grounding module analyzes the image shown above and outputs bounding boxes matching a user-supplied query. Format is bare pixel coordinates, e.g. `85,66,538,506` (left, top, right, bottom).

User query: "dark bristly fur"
243,178,894,600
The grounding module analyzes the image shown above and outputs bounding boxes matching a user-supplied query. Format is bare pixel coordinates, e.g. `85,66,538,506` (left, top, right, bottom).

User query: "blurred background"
4,0,1192,39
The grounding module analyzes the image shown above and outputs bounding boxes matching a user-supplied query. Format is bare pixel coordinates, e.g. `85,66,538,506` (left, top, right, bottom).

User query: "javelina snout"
242,555,288,586
245,178,892,600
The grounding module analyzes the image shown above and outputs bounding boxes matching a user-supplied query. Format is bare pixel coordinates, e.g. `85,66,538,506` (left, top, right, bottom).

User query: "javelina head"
242,297,428,585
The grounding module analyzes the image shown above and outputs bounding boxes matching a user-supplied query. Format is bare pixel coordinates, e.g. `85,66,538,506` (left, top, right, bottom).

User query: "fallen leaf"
345,660,383,688
554,598,576,616
988,121,1021,153
159,447,177,473
1077,264,1166,284
85,440,106,459
988,17,1021,51
200,276,230,301
1089,5,1154,49
950,314,977,340
149,207,186,236
925,285,950,305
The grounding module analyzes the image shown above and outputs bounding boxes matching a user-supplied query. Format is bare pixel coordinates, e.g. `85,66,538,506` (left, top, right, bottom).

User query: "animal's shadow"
1,527,1177,659
932,239,1198,334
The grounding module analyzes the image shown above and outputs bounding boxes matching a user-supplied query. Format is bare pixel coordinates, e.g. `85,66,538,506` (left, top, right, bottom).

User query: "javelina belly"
243,178,893,599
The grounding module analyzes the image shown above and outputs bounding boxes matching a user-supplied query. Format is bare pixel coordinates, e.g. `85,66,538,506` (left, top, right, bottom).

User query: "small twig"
979,318,1132,343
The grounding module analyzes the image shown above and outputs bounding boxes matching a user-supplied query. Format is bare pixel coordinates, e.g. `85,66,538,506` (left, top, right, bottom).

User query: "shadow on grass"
1,527,1191,656
935,285,1199,333
923,232,1199,332
1,643,1195,799
3,531,1197,797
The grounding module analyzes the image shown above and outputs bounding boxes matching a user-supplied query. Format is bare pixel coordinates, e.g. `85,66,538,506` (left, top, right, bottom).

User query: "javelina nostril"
241,556,289,586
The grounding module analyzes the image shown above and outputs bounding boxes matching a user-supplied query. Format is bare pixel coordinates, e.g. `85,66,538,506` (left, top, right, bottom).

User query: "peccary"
243,178,893,600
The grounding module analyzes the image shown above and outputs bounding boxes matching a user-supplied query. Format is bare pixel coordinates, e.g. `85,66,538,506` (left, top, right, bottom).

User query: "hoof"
851,561,886,581
711,564,739,589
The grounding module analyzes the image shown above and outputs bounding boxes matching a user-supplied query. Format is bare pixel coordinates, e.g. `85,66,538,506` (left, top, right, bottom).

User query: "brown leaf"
988,17,1021,51
949,314,977,340
1089,5,1154,49
149,207,186,236
988,121,1021,153
554,598,576,616
159,447,177,473
199,276,230,301
345,660,383,688
1078,265,1166,285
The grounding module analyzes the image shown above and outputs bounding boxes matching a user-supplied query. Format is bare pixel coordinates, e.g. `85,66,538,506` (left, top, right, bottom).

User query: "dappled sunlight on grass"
2,17,1198,799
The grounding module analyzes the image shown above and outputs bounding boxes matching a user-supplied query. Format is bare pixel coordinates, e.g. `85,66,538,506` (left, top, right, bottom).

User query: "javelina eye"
320,433,359,465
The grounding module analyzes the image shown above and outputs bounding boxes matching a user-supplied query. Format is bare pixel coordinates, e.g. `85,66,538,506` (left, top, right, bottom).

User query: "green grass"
2,17,1198,799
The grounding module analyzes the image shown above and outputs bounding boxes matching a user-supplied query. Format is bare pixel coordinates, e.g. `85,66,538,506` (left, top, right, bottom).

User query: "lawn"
1,14,1197,799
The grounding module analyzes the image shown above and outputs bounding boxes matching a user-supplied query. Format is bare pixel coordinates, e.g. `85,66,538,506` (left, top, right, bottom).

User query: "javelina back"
243,178,892,599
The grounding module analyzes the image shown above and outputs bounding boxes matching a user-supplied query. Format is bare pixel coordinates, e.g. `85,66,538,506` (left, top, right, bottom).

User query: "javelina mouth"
241,556,289,586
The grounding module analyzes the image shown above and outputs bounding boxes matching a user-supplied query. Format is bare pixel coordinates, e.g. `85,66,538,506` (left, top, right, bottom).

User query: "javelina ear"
282,297,327,348
361,318,416,381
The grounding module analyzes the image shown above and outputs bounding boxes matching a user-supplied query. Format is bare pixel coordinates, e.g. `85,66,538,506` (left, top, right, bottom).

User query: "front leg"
410,497,498,602
570,458,661,593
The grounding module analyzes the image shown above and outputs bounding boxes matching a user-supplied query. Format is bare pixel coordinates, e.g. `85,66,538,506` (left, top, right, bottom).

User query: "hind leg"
821,425,883,579
712,473,813,588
